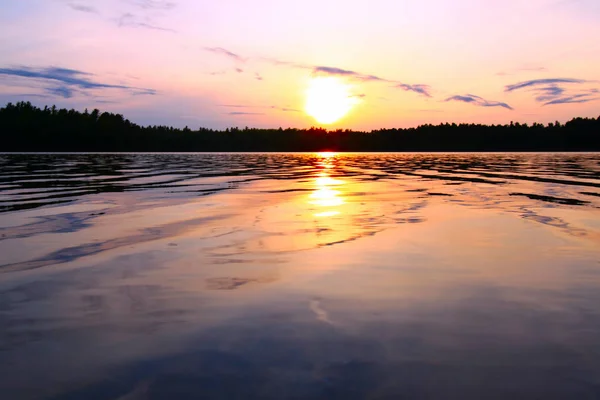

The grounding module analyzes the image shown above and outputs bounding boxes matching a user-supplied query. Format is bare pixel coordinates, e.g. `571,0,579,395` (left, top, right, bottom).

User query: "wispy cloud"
218,104,262,109
208,49,431,97
534,85,566,102
46,86,75,98
306,64,431,97
0,67,127,89
7,93,52,99
505,78,586,92
204,47,246,63
544,93,599,105
0,66,156,98
123,0,177,10
117,13,176,32
227,111,265,116
312,66,386,82
220,104,300,113
505,77,597,105
131,88,157,96
445,94,513,110
260,57,310,69
395,83,432,97
255,73,263,81
270,106,301,112
67,3,98,13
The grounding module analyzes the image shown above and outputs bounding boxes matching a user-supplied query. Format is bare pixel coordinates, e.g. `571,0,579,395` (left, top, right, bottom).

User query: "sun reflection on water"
310,153,345,218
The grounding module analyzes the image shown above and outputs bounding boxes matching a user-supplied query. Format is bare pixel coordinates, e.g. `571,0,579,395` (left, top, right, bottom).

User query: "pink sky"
0,0,599,129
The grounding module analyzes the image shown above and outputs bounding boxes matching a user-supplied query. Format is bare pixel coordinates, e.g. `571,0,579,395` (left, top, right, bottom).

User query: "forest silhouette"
1,102,599,152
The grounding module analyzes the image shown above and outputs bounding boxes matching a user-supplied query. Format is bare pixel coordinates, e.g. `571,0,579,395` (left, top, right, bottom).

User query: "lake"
1,153,600,400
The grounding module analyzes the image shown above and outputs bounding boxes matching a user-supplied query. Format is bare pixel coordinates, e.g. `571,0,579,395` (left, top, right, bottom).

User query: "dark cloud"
445,94,513,110
396,83,432,97
124,0,177,10
204,47,246,63
0,66,127,90
505,78,586,92
0,66,156,98
534,85,565,102
46,86,75,98
117,13,176,32
235,68,244,73
67,3,98,13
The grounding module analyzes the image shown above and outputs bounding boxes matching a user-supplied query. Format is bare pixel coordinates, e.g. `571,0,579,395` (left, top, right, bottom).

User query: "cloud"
534,85,565,102
235,68,244,73
505,77,598,106
0,66,127,89
445,94,513,110
544,93,599,105
210,50,431,96
46,86,75,98
8,93,51,99
0,66,156,98
117,13,176,32
218,104,262,108
227,112,265,116
270,106,301,112
123,0,177,10
67,3,98,13
255,73,263,81
260,57,310,69
131,88,157,96
396,83,431,97
204,47,246,63
505,78,586,92
313,66,386,82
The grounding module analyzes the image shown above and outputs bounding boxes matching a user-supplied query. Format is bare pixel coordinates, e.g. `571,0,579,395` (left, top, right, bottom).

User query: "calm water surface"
1,153,600,399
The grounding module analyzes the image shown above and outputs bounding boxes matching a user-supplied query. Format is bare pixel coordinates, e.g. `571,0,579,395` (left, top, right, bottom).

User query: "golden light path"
305,77,357,124
310,152,344,218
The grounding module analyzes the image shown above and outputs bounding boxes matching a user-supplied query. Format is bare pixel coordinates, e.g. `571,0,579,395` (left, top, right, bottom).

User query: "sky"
0,0,599,130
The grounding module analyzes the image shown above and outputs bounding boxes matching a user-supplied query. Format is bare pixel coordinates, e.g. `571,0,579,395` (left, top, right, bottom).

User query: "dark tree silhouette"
1,101,599,152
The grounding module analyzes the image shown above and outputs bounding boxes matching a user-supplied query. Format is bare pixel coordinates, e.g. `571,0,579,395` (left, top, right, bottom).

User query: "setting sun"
305,77,357,124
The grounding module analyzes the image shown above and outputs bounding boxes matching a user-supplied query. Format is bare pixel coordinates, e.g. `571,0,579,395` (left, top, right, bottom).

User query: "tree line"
1,101,599,152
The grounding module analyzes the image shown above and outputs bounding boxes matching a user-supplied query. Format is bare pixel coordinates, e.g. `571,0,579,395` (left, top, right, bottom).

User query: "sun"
305,77,357,124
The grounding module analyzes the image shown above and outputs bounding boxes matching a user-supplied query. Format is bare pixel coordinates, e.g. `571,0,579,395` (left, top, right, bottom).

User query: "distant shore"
2,102,599,152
